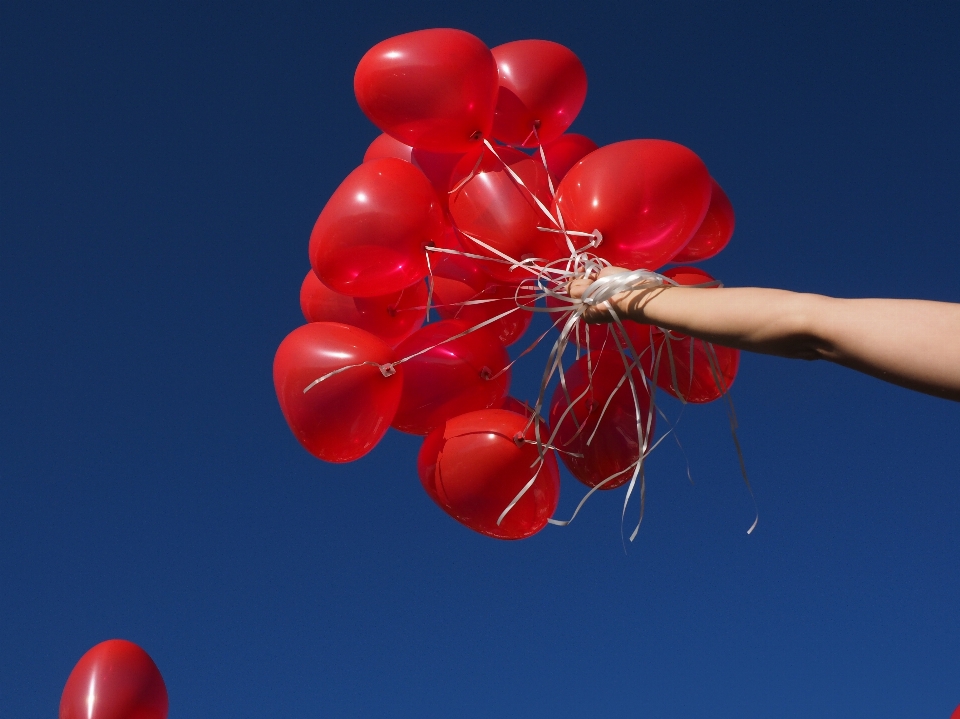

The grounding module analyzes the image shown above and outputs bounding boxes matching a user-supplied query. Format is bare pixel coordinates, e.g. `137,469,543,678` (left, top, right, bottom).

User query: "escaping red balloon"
391,320,511,435
274,322,403,462
553,139,712,271
354,28,498,153
300,270,427,347
60,639,167,719
418,409,560,539
491,40,588,147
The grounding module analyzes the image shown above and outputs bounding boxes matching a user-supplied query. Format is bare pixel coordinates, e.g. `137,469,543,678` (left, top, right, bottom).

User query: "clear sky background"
2,2,959,717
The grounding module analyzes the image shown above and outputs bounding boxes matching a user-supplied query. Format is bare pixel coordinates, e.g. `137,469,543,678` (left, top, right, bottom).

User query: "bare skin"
568,267,960,402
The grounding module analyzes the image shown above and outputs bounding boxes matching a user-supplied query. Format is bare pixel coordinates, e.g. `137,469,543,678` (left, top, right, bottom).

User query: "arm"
568,270,960,402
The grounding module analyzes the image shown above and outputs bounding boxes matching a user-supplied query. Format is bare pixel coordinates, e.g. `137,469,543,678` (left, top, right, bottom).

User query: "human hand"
567,266,635,324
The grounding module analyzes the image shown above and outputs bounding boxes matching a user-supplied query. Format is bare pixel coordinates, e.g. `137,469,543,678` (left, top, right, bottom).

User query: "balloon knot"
470,130,483,140
479,366,492,380
513,431,525,447
379,363,396,377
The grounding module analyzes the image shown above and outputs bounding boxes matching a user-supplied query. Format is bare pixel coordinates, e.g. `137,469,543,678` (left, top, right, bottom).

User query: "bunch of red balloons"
274,28,739,540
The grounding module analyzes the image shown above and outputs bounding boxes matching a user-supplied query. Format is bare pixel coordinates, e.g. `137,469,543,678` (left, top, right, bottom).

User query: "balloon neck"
479,366,492,380
379,363,397,377
512,431,525,447
469,130,483,141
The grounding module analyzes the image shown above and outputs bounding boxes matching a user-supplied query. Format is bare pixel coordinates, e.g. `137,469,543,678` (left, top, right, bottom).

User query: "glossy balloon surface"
412,148,463,212
449,145,561,283
444,283,533,347
499,395,534,417
418,409,560,539
273,322,403,462
651,266,739,403
672,178,736,262
310,158,446,297
656,336,740,403
392,320,510,435
60,640,167,719
362,134,463,212
300,270,427,348
553,139,712,271
549,350,654,489
491,40,588,147
363,133,413,163
541,132,598,184
354,29,498,153
431,252,492,316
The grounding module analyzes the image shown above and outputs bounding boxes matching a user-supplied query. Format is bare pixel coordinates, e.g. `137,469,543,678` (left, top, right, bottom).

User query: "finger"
568,278,591,298
597,265,629,278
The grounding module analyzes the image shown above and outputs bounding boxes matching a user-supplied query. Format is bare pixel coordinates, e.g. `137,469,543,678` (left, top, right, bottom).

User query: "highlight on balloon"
274,28,748,542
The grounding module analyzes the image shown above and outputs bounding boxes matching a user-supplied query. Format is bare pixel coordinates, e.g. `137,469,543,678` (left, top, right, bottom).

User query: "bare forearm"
609,286,960,401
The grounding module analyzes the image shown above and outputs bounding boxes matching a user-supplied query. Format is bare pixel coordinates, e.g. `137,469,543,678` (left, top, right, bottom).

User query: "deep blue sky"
2,2,959,717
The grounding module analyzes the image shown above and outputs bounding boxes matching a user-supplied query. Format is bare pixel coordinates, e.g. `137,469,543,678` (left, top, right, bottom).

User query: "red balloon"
449,145,562,284
549,350,654,489
300,270,426,348
60,639,167,719
649,267,739,403
655,335,739,404
274,322,403,462
392,319,510,435
952,704,960,719
354,29,498,153
500,395,534,417
662,265,717,287
362,134,463,213
443,282,533,347
418,409,560,539
541,132,598,184
310,158,446,297
491,40,588,147
431,252,491,316
552,140,712,271
671,179,736,263
363,133,413,163
412,148,464,212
